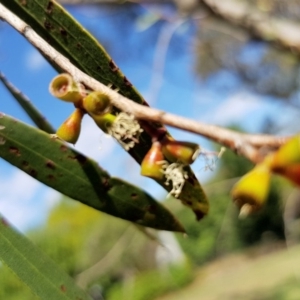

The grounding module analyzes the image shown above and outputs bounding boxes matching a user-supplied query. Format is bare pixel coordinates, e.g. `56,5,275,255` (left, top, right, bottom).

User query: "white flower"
160,161,188,198
106,112,143,150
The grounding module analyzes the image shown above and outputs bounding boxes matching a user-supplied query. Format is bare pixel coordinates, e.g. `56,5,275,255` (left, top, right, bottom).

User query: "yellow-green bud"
49,73,86,104
270,135,300,169
231,162,271,216
92,113,116,133
83,91,111,116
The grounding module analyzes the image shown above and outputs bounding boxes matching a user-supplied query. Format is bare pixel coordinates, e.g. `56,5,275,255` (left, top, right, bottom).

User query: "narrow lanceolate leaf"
0,72,55,134
0,113,184,232
0,213,92,300
2,1,209,219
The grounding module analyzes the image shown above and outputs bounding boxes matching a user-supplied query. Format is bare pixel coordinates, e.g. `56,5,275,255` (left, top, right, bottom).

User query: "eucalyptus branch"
202,0,300,53
0,4,288,163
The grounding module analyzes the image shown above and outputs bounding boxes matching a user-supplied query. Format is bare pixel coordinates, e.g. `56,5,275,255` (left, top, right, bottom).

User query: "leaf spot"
109,59,119,72
68,154,87,165
46,1,54,14
60,285,66,292
60,28,67,37
44,20,53,31
0,125,5,130
47,174,55,181
22,161,29,167
131,193,138,200
29,169,38,178
0,137,6,145
1,218,9,227
9,147,20,156
60,145,68,152
123,76,132,87
46,160,56,170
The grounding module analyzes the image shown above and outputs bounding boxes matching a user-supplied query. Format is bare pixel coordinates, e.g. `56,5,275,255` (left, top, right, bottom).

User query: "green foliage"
106,261,193,300
0,113,183,232
0,213,92,300
173,148,285,265
0,266,37,300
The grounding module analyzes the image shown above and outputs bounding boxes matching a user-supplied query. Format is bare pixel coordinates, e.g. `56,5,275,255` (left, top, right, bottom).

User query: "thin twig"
0,4,289,163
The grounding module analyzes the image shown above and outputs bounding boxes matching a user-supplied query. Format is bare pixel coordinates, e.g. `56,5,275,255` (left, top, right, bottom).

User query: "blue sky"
0,4,294,231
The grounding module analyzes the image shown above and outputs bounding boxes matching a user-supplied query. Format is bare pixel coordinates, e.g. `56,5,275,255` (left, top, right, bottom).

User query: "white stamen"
107,112,143,150
160,161,188,198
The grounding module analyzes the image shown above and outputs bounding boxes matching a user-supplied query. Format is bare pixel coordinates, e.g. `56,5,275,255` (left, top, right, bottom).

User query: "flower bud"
83,91,111,116
231,162,271,216
49,73,86,104
56,109,84,144
161,136,200,165
270,135,300,169
141,141,165,180
93,113,116,133
274,164,300,186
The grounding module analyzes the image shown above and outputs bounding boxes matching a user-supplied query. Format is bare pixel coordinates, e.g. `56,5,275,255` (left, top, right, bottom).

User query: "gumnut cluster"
49,73,142,148
231,135,300,217
141,135,200,198
49,73,203,199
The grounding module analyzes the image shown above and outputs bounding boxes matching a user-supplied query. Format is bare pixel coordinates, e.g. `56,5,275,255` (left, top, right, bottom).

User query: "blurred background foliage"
2,0,300,299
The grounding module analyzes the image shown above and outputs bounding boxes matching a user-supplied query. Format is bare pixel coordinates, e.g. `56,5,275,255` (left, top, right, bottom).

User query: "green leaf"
0,213,92,300
0,113,184,232
0,72,55,134
1,0,209,219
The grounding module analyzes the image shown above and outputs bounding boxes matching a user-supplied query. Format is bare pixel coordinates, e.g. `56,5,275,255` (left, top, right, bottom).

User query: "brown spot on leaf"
46,1,54,14
109,59,119,72
68,154,87,165
60,145,68,152
131,193,138,200
60,28,67,37
146,204,156,213
60,285,66,292
44,20,53,31
9,147,21,156
29,169,38,178
46,160,56,170
20,0,27,5
123,76,132,87
22,161,29,167
47,174,55,181
1,218,9,227
101,178,111,191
